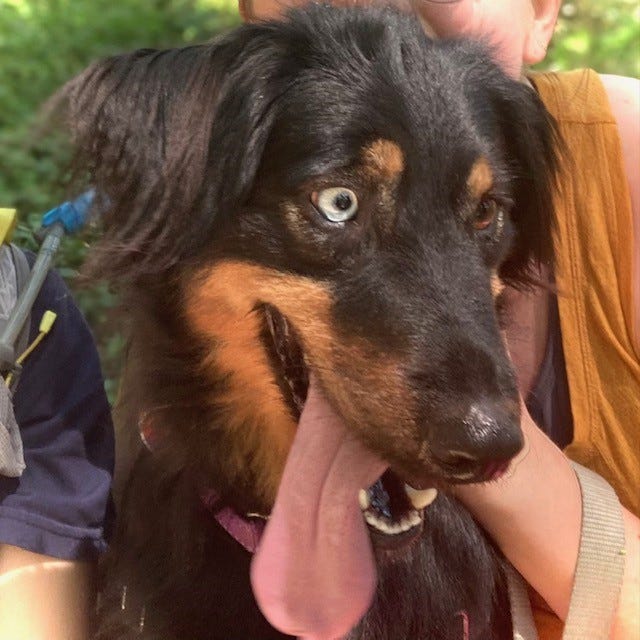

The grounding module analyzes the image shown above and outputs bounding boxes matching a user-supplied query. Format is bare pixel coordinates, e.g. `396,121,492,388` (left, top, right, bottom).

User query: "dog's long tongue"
251,379,387,639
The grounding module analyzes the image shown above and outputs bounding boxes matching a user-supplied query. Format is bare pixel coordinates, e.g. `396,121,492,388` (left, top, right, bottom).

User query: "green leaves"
0,0,238,401
541,0,640,77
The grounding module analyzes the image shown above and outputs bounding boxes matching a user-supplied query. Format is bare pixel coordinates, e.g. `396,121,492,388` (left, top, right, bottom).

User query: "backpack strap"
9,244,32,360
505,462,626,640
0,244,29,477
562,462,626,639
0,245,32,389
506,565,539,640
0,246,22,372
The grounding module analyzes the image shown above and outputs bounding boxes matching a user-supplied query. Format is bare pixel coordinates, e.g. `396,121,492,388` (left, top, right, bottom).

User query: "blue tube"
41,189,95,234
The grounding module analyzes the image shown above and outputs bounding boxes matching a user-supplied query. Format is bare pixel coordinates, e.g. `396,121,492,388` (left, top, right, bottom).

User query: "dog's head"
62,5,557,540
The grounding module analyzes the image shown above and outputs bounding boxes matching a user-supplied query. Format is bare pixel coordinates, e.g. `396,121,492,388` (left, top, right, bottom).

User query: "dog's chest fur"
97,454,511,639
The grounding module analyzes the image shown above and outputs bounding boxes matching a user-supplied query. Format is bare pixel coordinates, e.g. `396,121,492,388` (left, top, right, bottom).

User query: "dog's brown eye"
311,187,358,223
473,198,500,231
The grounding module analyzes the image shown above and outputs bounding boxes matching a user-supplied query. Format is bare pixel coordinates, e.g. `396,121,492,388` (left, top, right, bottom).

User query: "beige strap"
562,462,626,640
506,564,539,640
506,462,625,640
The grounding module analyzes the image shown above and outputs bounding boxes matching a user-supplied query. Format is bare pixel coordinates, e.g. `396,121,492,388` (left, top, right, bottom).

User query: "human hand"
454,398,582,619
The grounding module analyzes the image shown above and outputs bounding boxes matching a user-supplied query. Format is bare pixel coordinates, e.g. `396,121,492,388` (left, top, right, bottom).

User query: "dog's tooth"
398,512,421,532
364,511,392,534
364,511,380,527
404,485,438,510
359,489,370,511
398,518,412,533
372,517,388,533
380,520,396,535
364,506,424,536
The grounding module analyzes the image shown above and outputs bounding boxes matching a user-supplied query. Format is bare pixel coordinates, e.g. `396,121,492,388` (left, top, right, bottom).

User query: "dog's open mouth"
260,303,310,418
260,303,439,550
360,471,438,548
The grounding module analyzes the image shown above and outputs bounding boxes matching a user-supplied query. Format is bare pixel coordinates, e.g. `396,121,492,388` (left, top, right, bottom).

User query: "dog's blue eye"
312,188,358,223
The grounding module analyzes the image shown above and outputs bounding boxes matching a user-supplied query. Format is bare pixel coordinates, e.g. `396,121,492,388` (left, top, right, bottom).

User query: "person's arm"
455,406,580,619
0,543,95,640
0,264,113,640
455,406,640,639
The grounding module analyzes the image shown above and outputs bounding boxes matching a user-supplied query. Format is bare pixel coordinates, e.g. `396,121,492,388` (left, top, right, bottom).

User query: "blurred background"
1,0,639,400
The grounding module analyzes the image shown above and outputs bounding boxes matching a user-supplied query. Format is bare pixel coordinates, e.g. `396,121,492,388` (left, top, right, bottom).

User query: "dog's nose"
429,401,523,482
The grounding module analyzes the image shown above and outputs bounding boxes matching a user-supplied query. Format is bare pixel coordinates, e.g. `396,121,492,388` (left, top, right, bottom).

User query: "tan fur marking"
185,261,414,506
186,268,301,506
491,272,505,300
362,139,405,181
282,201,303,229
467,157,494,200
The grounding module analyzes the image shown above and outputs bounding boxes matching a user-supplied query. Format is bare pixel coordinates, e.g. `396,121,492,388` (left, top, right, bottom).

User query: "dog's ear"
58,27,280,280
490,77,561,286
459,49,561,287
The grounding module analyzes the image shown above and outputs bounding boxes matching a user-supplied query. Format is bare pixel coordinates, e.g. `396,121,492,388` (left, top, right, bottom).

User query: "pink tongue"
251,379,387,639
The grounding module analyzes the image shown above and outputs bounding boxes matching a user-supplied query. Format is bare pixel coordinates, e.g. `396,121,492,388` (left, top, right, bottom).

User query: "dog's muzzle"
260,304,519,551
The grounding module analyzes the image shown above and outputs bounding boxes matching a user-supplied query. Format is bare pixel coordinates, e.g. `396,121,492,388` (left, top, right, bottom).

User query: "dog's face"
64,6,557,540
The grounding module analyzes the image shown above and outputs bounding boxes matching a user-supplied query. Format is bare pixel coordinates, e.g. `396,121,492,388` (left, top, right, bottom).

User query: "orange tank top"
529,69,640,639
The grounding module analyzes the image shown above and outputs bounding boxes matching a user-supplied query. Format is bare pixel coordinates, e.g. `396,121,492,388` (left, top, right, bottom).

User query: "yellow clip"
0,208,17,245
5,310,59,386
39,310,57,334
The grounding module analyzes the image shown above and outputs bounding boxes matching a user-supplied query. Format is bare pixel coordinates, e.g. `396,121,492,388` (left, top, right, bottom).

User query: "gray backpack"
0,244,31,476
0,245,32,372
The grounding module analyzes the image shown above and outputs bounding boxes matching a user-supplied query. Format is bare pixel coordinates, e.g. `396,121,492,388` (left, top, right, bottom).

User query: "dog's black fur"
59,6,558,639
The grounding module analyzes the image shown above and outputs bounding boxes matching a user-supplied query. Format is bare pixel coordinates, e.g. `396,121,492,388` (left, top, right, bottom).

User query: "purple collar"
200,488,266,554
140,411,266,554
140,411,472,637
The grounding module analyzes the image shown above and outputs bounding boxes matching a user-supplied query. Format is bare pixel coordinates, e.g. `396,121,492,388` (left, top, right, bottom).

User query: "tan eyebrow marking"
362,139,405,181
467,157,494,199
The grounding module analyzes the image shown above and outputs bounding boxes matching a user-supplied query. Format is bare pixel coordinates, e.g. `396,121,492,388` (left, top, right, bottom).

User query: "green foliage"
0,0,637,401
1,0,239,125
0,0,239,398
541,0,640,77
1,0,239,221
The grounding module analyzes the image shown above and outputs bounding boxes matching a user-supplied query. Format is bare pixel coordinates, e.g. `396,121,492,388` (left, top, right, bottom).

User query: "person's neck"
503,265,550,396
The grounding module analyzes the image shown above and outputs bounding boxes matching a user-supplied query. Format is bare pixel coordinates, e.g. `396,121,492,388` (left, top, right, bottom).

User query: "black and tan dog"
60,5,558,639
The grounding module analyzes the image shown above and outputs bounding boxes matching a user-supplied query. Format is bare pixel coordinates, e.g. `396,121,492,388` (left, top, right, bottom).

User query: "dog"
59,5,558,638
